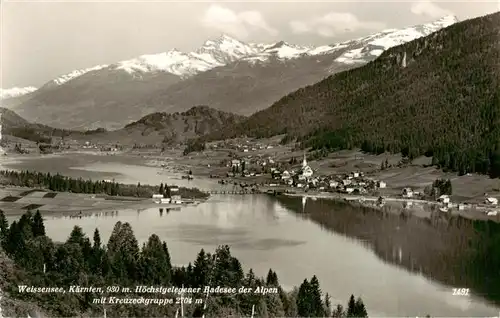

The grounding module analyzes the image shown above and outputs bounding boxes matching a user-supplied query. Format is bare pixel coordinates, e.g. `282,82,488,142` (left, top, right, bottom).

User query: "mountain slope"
85,105,246,145
13,69,182,130
0,87,37,100
12,16,458,130
205,12,500,176
0,107,74,143
136,16,459,117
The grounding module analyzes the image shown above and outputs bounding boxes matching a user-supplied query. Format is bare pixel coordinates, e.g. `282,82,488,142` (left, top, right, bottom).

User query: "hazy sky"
1,0,499,89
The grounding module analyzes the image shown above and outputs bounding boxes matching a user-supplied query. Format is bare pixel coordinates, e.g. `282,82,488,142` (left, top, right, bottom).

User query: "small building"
487,210,498,216
171,195,182,204
438,195,450,204
402,188,413,198
351,172,360,178
170,186,179,193
342,179,352,186
282,170,291,180
345,187,355,194
458,203,466,210
329,181,339,188
231,159,241,167
486,197,498,205
378,181,387,189
160,198,171,204
152,194,164,199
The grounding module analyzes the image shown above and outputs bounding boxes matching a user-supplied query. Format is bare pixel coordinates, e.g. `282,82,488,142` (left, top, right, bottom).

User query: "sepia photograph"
0,0,499,317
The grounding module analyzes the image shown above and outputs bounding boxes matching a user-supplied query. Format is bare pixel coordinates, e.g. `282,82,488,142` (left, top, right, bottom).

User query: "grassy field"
0,187,176,216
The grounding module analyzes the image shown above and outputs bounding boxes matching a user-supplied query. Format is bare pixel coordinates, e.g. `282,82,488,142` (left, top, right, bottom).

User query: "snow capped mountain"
196,34,261,64
12,15,459,96
52,65,109,85
333,15,460,65
79,15,460,80
0,86,37,100
115,49,220,77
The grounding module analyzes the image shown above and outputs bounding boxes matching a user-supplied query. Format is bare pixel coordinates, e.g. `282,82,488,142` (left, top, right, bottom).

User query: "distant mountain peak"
27,15,460,94
0,86,37,100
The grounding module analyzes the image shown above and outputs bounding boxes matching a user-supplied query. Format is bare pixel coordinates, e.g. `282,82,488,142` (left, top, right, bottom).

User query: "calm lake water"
3,154,500,317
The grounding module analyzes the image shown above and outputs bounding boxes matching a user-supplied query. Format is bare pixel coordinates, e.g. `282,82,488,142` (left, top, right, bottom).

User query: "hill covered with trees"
204,12,500,177
0,210,367,317
84,105,247,146
0,107,74,144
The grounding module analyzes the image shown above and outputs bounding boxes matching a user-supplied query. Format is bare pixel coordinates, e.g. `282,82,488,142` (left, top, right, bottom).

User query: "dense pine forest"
0,210,367,317
0,170,208,199
203,12,500,177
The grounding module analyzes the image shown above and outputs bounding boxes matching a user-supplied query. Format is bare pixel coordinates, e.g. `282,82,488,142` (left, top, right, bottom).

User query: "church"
300,154,313,178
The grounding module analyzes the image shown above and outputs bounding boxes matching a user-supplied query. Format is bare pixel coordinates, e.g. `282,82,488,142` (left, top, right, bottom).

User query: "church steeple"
302,153,307,168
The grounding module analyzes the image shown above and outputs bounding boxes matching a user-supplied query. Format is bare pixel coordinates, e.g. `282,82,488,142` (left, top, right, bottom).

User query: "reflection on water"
276,195,500,309
9,195,494,317
4,154,500,316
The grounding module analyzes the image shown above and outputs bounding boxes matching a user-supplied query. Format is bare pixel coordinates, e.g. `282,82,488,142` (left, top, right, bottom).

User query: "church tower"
302,153,307,168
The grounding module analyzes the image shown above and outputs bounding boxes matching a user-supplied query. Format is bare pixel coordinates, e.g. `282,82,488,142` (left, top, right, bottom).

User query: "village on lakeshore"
1,116,500,221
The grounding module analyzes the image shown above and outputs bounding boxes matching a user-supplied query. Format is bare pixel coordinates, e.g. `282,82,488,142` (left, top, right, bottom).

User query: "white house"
152,194,164,199
351,172,360,178
486,197,498,205
438,195,450,204
345,187,355,194
169,186,179,194
329,181,339,188
160,198,171,204
487,210,498,216
231,159,241,167
342,179,352,186
282,170,291,180
402,188,413,198
171,195,182,204
378,181,387,188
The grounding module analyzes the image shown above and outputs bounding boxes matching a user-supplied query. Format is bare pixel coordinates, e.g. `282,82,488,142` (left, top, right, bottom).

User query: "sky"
1,0,499,89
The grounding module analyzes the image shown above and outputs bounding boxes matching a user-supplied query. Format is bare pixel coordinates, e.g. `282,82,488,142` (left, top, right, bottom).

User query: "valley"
2,7,500,318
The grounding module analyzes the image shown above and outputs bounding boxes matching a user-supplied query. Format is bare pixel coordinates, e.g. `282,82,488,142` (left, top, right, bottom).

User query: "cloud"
410,0,454,18
201,4,278,39
289,12,386,37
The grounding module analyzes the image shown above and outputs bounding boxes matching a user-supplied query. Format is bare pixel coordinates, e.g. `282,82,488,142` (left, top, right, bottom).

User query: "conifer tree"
309,275,324,317
332,304,345,317
32,210,46,237
67,226,85,246
347,294,356,317
193,249,210,286
297,279,312,317
354,297,368,318
0,209,8,244
93,228,101,249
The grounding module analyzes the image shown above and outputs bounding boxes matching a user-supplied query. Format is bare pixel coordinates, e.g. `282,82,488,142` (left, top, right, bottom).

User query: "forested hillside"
0,107,73,144
0,210,367,317
205,12,500,176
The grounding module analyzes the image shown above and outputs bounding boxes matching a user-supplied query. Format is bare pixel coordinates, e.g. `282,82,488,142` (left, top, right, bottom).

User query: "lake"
3,154,500,317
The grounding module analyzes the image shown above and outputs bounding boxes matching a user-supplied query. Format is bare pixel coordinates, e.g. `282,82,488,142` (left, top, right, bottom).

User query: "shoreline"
282,191,500,222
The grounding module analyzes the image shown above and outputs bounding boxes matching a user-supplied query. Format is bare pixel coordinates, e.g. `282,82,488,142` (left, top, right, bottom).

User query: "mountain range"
204,11,500,176
2,15,458,130
0,105,245,146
